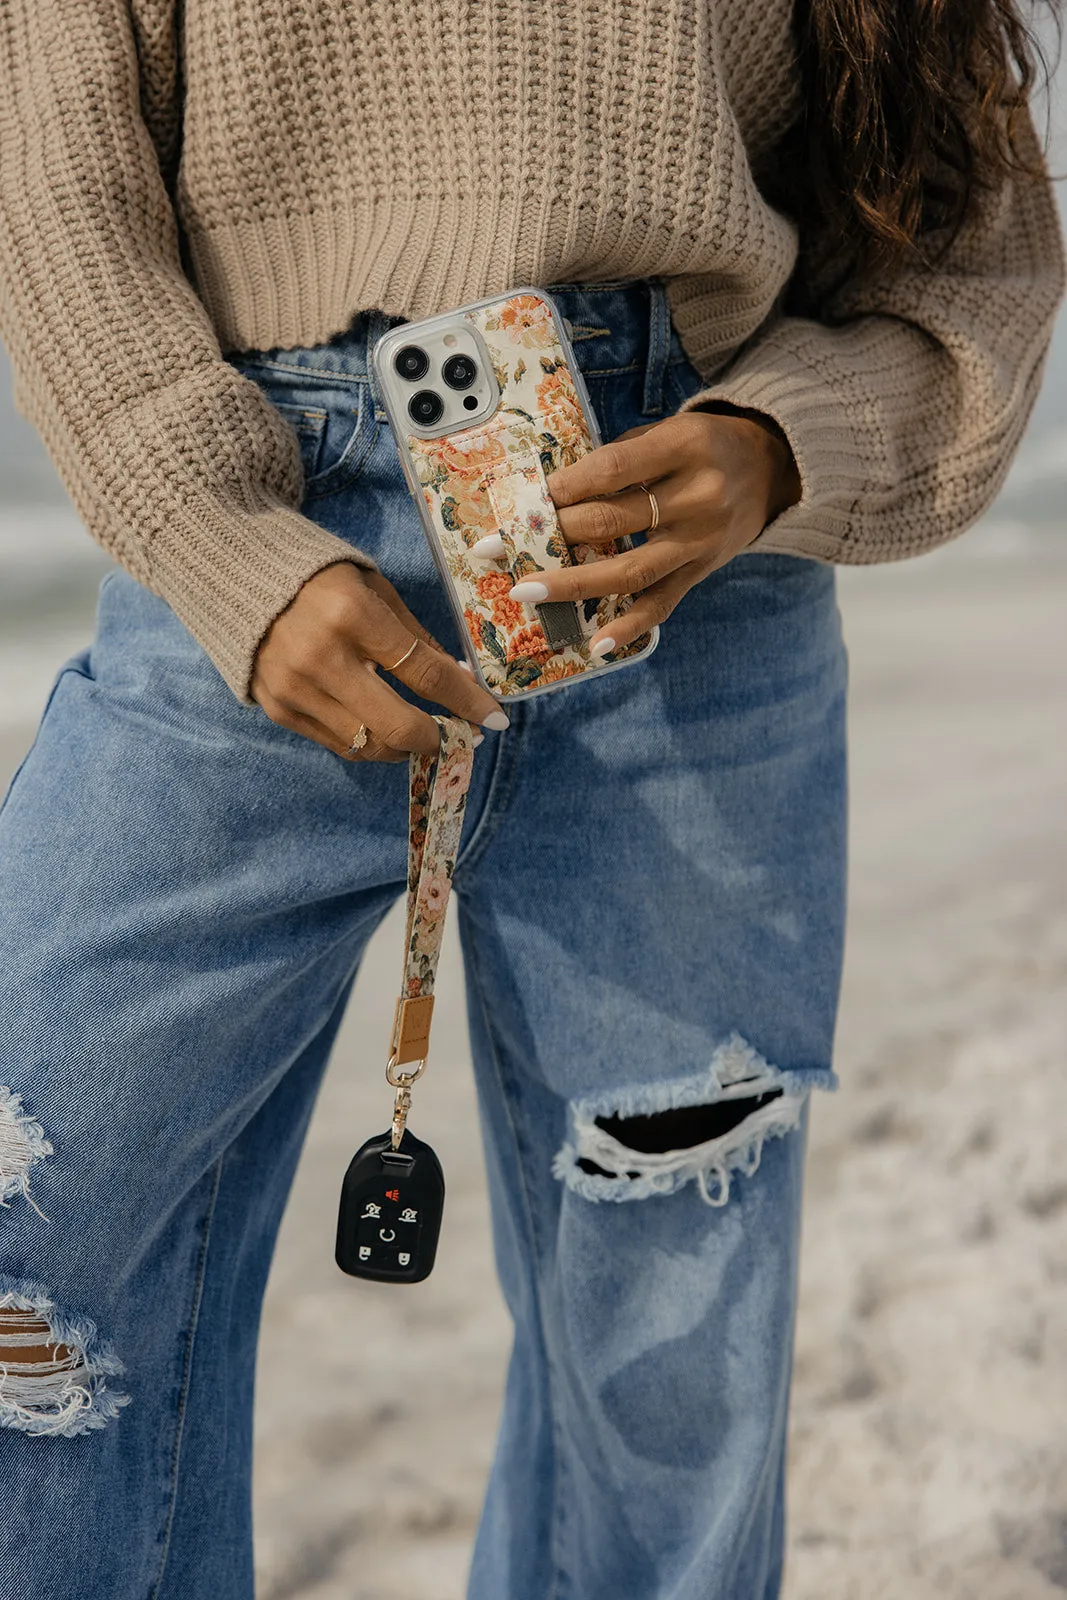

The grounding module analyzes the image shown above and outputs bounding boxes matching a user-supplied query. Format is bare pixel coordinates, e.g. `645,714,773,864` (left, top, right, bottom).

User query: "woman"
0,2,1061,1596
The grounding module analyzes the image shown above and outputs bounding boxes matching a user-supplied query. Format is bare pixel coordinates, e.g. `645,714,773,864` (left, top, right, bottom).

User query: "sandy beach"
2,531,1064,1599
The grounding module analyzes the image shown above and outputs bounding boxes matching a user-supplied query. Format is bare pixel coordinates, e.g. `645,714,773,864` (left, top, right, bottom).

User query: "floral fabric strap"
389,714,476,1069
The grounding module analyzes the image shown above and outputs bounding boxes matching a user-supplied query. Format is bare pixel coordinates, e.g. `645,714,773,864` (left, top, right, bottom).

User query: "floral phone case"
373,289,657,699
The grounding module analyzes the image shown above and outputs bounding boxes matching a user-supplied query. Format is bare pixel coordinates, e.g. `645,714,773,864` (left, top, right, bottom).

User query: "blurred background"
1,63,1065,1600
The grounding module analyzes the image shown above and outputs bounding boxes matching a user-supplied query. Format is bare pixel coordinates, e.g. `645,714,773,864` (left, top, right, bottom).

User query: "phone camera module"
442,353,478,390
395,345,430,382
408,389,445,427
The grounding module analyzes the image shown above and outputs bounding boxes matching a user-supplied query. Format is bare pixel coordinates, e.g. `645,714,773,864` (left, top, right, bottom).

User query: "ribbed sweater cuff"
149,506,378,704
677,328,881,562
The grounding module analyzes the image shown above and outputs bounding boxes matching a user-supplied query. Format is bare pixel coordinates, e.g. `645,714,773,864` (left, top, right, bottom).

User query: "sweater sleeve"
0,0,378,703
679,107,1066,564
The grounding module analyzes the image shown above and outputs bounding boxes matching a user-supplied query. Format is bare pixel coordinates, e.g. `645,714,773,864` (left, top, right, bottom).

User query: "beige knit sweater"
0,1,1063,701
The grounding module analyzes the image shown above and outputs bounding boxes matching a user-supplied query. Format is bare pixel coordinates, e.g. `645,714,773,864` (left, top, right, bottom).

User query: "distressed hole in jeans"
0,1087,53,1216
553,1032,833,1206
577,1090,785,1175
0,1282,129,1436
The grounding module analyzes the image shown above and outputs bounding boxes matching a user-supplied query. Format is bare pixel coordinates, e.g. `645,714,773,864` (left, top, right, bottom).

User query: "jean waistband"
545,279,687,415
234,279,689,418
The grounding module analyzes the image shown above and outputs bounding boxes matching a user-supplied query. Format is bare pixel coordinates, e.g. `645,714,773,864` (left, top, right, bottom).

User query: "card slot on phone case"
481,449,587,653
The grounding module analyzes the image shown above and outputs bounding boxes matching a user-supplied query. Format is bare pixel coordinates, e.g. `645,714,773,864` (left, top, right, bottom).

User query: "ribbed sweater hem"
186,207,784,376
188,204,530,355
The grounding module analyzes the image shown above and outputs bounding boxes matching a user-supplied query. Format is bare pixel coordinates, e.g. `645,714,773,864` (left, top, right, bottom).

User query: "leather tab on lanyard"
391,994,435,1066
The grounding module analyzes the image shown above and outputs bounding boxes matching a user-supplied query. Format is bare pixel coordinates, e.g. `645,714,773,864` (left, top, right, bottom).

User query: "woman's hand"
509,408,801,654
251,563,508,761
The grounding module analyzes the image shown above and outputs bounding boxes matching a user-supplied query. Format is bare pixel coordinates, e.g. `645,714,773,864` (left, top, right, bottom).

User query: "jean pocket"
264,397,329,482
0,652,96,821
228,358,377,500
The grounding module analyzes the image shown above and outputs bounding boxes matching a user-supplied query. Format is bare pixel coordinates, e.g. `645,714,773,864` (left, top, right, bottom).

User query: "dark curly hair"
796,0,1061,278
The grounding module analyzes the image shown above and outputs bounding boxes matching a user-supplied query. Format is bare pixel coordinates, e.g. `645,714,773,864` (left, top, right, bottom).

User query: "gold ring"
386,637,419,673
639,482,661,533
347,724,369,756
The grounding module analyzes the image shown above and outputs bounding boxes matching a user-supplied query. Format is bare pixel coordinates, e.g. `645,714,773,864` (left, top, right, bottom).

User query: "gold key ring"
386,1053,427,1087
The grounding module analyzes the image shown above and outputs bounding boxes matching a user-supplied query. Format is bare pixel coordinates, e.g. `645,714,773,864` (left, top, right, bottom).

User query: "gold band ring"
386,637,419,673
639,482,661,532
347,724,370,756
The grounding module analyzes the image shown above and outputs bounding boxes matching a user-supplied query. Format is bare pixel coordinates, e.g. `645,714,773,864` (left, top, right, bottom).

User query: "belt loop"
641,278,670,416
366,310,392,414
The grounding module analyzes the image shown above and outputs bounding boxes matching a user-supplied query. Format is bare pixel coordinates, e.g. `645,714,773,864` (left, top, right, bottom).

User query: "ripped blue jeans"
0,280,847,1600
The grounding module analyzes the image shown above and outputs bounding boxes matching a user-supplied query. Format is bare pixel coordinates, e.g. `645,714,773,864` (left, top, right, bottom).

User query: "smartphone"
373,288,658,701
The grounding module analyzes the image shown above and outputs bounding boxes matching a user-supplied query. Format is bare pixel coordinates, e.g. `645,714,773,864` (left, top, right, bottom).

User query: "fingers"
507,536,688,606
252,564,506,764
257,591,480,760
263,668,478,764
545,418,705,507
270,673,441,757
302,669,438,760
307,636,448,756
359,572,509,731
587,565,700,654
470,531,507,559
612,423,660,444
553,481,682,548
382,634,510,731
348,733,409,763
255,687,408,762
360,569,448,657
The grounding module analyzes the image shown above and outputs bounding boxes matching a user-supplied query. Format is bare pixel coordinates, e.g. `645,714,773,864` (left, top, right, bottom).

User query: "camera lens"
442,353,478,390
408,389,445,426
395,345,430,381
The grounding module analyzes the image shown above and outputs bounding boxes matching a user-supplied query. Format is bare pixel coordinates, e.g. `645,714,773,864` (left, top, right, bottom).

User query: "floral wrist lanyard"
335,715,476,1285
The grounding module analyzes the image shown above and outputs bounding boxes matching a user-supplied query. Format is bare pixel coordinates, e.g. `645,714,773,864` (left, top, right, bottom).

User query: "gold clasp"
386,1053,427,1149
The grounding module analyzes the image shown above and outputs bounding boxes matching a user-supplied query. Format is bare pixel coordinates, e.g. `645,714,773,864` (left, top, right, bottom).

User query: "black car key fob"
336,1128,445,1283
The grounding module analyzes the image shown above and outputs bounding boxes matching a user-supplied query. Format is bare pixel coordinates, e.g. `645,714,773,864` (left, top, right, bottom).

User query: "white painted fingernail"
456,658,473,672
589,636,616,657
483,710,510,731
508,580,550,603
473,732,484,746
471,533,507,558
